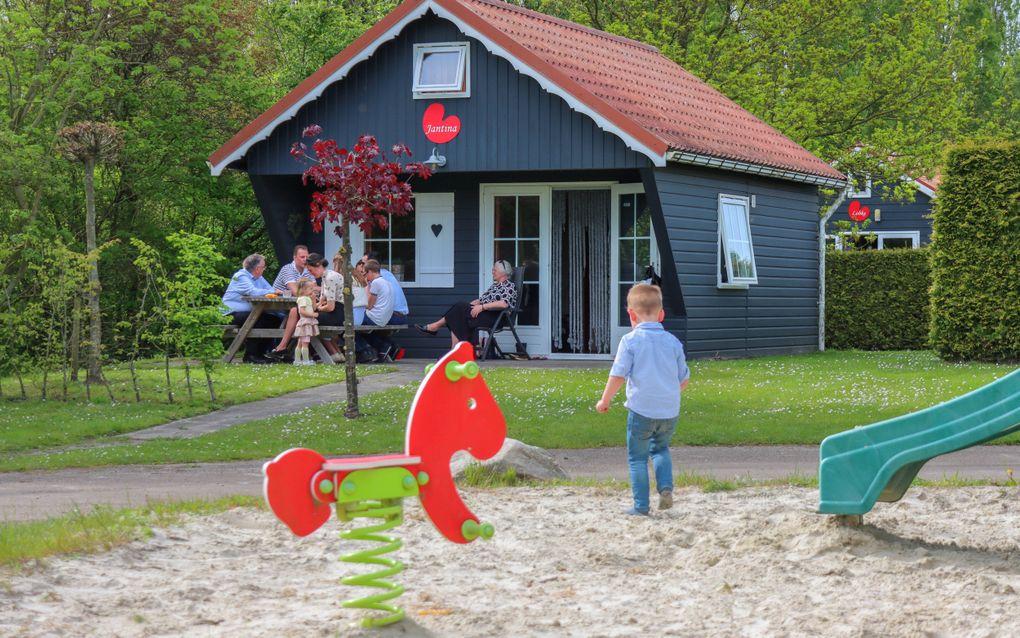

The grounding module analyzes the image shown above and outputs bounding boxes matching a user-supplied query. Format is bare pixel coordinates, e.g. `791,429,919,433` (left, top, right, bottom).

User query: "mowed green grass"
0,351,1013,472
0,362,390,453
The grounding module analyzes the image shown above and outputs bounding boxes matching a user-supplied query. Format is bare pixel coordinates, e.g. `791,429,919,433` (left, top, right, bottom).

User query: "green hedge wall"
930,142,1020,361
826,248,931,350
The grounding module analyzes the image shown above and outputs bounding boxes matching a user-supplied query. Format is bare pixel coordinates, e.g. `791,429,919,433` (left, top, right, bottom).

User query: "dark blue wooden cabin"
210,0,847,359
826,177,937,250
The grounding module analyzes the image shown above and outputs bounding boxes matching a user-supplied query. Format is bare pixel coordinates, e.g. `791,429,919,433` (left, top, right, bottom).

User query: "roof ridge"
464,0,660,53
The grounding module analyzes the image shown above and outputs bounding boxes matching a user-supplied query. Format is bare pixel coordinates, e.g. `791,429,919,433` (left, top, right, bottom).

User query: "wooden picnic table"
222,295,407,364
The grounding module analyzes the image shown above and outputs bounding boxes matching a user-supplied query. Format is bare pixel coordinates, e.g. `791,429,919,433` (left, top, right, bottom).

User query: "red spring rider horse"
262,342,507,627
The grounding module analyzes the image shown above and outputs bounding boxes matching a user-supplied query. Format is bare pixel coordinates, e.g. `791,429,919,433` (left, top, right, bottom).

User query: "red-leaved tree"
292,127,430,417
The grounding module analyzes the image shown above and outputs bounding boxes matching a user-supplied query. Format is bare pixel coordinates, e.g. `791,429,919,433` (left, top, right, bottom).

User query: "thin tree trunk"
85,376,91,402
204,366,216,402
102,372,115,404
62,361,68,401
129,359,140,402
164,354,174,404
16,371,26,400
341,234,360,418
183,362,193,400
84,157,103,383
0,377,4,398
41,369,48,400
70,293,81,381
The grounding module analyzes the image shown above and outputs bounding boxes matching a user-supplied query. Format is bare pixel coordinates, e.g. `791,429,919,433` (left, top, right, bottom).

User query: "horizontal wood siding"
244,13,648,175
827,182,934,245
651,165,820,358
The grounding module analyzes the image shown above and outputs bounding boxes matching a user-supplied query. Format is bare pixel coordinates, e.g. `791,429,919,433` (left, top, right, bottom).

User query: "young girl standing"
293,279,319,365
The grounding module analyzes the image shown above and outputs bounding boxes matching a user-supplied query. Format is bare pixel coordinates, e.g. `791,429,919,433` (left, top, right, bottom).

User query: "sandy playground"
3,484,1020,637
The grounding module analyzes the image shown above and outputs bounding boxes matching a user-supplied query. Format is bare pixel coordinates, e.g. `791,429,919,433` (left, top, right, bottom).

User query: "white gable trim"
208,0,665,175
425,3,665,166
912,178,937,200
208,2,435,176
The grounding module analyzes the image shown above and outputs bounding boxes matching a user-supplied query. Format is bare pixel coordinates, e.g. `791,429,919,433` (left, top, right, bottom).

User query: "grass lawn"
0,350,1014,472
0,362,391,453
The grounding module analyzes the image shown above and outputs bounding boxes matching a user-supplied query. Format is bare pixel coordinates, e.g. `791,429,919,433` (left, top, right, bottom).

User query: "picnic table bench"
222,295,406,364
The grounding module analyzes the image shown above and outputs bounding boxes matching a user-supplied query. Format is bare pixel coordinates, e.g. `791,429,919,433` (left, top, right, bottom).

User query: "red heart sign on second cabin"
848,200,871,222
422,103,461,144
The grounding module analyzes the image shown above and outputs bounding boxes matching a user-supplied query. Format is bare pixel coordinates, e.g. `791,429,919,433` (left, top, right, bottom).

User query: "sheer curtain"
551,190,610,353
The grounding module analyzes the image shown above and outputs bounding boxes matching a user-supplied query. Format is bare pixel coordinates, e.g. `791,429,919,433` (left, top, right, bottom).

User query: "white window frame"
829,231,920,250
362,207,418,285
717,194,757,289
412,42,470,99
848,175,872,199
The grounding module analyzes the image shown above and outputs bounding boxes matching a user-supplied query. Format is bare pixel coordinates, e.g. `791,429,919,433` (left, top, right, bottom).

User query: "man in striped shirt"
272,244,315,294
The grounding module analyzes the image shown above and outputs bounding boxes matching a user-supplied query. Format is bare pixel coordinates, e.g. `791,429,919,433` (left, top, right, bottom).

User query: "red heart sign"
422,103,461,144
848,200,871,222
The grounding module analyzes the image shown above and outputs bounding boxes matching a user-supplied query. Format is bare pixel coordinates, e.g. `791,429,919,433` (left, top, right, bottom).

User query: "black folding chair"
474,266,529,361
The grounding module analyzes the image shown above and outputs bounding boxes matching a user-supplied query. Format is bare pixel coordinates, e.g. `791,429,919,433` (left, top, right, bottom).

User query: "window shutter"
414,193,455,287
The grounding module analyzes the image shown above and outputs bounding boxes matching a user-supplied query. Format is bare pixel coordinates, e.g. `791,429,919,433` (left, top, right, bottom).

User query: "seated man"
357,260,397,362
362,250,409,324
264,244,318,360
221,253,277,363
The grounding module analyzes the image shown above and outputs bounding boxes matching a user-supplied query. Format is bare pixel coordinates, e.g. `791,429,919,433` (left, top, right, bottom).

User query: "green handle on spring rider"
445,360,480,382
461,519,495,541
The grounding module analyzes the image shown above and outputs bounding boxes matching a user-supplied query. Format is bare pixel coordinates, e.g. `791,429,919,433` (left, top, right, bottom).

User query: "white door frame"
479,184,552,356
610,183,659,353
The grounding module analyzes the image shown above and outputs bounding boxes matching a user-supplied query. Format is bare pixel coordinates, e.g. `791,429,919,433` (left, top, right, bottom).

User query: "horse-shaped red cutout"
263,341,506,543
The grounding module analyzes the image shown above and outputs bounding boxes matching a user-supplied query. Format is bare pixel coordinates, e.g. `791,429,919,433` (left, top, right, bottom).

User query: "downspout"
818,190,847,351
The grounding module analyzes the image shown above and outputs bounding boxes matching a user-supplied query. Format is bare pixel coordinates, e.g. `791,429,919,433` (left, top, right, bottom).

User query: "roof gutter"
666,150,848,189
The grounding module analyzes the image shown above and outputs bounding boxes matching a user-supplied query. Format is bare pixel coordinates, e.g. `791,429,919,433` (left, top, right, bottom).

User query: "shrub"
929,142,1020,361
826,248,931,350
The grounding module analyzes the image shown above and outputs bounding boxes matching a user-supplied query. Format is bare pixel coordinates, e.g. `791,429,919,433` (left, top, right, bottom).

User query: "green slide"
818,368,1020,515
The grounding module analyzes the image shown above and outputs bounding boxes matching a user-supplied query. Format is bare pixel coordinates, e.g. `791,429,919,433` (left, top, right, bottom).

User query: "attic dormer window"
413,43,470,98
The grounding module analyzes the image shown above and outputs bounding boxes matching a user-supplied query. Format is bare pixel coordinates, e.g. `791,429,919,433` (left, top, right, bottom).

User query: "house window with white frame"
829,231,919,251
718,195,758,288
364,205,417,283
848,174,872,199
413,43,470,98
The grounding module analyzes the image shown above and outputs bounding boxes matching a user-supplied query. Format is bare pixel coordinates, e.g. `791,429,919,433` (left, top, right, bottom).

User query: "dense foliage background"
1,0,1018,369
929,141,1020,361
825,248,931,350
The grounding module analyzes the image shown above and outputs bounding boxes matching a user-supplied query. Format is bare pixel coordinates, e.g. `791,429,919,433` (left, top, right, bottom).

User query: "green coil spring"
338,498,406,628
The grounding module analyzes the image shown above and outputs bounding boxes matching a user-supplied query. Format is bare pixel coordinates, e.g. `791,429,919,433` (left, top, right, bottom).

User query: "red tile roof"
209,0,845,184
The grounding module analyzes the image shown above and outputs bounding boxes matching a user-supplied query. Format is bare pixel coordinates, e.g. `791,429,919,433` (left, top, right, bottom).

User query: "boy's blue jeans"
626,410,677,512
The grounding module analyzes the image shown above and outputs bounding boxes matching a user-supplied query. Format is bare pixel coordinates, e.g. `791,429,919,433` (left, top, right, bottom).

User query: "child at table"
293,279,319,365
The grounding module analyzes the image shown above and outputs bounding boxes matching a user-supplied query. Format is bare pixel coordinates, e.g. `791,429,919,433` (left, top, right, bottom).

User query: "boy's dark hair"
364,259,382,274
364,250,382,262
627,283,663,317
306,252,328,268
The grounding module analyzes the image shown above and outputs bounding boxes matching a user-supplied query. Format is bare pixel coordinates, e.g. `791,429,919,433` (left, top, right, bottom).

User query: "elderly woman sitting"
415,259,517,347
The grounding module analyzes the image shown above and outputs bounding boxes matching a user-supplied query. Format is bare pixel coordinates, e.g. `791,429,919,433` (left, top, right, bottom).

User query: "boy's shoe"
658,489,674,510
623,507,650,516
264,348,288,361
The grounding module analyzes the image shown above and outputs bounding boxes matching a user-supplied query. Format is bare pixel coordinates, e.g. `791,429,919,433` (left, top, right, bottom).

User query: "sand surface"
3,485,1019,637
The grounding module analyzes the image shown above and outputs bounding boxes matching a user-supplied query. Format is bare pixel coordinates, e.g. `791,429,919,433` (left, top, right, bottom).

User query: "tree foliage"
292,128,429,417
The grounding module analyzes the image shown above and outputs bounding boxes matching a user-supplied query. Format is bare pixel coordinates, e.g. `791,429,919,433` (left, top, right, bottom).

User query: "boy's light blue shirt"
221,268,275,314
609,322,690,419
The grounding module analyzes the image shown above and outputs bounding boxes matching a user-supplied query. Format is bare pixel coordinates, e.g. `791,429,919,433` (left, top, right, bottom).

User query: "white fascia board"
910,177,937,200
208,2,435,176
667,150,848,189
424,2,666,166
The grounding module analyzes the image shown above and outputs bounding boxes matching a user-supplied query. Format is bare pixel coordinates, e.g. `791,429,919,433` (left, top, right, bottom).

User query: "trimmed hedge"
826,248,930,350
930,142,1020,361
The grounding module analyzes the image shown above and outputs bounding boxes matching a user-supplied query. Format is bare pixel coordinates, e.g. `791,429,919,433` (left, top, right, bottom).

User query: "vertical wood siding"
244,13,648,175
651,165,821,358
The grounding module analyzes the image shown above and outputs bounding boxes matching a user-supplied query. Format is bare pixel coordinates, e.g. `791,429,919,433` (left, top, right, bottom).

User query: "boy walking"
596,284,690,516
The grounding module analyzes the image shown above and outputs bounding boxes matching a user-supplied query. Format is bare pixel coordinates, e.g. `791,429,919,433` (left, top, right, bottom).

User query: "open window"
413,42,470,99
830,231,919,250
718,195,757,288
